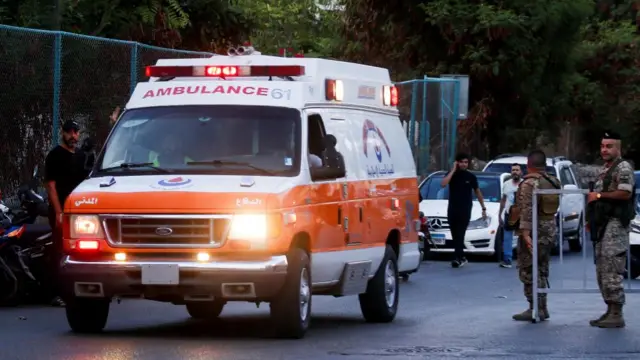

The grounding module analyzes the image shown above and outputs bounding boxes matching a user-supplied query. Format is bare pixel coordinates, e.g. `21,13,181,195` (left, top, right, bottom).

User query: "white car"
483,154,585,253
626,171,640,278
418,170,515,261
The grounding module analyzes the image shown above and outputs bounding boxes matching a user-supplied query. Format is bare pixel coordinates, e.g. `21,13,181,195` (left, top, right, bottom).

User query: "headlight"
468,216,491,230
70,215,103,238
228,214,268,243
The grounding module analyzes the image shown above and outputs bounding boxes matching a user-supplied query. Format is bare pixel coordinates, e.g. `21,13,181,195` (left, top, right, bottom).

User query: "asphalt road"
2,248,640,360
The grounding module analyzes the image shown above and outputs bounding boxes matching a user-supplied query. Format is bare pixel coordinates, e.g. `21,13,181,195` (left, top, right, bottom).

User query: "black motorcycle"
0,166,53,305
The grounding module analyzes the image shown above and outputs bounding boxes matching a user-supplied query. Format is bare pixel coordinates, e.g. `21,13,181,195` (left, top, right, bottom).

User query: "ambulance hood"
65,175,292,213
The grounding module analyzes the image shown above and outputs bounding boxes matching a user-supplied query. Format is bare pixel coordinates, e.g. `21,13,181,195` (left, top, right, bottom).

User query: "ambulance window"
308,114,326,158
96,105,302,177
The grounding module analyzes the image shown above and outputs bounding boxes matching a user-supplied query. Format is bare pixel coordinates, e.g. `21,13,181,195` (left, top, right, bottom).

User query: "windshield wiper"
186,159,275,175
100,162,172,173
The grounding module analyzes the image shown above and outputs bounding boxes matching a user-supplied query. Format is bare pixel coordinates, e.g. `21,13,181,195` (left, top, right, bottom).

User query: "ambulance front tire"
269,247,311,339
359,245,399,323
65,297,110,333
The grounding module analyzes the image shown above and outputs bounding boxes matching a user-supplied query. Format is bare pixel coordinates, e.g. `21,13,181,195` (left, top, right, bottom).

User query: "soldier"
512,150,561,321
587,131,635,328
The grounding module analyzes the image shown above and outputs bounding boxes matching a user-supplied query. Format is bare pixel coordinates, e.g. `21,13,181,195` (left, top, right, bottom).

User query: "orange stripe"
63,178,420,254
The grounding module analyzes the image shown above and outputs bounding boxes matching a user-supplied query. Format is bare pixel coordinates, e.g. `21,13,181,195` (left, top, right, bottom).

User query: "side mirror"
310,166,345,181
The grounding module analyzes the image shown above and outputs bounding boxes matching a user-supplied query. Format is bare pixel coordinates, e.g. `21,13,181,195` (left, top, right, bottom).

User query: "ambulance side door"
306,111,348,284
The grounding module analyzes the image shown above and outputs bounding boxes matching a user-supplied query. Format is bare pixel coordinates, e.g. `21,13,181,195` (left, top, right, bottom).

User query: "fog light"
196,252,210,262
114,253,126,261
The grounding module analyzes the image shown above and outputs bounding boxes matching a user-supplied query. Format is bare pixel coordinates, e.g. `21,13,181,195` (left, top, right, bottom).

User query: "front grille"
428,217,450,231
103,215,231,248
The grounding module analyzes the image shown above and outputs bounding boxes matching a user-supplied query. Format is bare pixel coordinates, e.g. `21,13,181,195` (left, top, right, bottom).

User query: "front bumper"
428,228,499,255
59,255,288,302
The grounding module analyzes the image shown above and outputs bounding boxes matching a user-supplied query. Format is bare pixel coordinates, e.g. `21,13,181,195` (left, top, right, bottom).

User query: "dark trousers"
448,211,471,260
46,207,63,298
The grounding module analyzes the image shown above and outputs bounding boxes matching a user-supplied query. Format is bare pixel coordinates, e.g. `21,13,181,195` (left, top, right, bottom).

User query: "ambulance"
59,45,422,339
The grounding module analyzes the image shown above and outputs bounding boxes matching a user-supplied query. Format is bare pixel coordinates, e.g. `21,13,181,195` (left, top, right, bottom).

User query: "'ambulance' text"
142,85,292,100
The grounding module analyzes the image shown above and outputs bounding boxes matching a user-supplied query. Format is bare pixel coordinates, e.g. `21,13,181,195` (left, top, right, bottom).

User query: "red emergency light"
145,65,305,78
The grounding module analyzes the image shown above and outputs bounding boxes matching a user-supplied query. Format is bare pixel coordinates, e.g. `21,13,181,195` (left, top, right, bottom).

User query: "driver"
150,134,192,166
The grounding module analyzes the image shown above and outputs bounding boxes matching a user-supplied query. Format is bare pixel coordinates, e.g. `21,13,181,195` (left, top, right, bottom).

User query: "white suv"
482,154,585,253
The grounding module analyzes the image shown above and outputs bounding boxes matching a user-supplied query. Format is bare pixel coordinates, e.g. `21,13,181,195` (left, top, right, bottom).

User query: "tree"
234,0,342,57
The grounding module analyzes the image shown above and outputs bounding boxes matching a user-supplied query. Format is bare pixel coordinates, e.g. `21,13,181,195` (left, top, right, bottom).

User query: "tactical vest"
596,158,636,227
523,172,561,221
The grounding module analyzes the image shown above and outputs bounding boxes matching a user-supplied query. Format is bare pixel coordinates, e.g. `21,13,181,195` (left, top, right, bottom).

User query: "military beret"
602,130,621,140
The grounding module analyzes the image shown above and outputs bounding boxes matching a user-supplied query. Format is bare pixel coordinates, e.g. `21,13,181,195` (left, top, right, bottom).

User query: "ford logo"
155,227,173,236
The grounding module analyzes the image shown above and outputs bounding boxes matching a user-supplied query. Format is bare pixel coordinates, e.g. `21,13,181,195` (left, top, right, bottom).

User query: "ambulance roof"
152,55,392,84
125,54,398,112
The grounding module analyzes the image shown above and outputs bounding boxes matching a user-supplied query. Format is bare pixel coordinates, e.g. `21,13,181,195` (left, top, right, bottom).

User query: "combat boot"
539,297,549,320
596,304,626,328
512,302,533,321
589,304,611,326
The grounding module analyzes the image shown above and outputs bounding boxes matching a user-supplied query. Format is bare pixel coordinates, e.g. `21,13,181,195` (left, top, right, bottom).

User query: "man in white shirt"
498,163,523,268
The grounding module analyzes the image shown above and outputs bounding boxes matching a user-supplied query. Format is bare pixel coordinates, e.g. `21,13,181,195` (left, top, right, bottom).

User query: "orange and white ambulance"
59,46,421,338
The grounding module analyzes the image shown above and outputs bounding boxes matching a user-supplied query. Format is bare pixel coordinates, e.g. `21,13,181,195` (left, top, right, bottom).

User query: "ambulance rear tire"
359,245,399,323
270,247,311,339
65,297,110,333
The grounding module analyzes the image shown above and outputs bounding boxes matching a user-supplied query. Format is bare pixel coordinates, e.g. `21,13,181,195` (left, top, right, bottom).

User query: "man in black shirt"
44,120,85,306
440,153,487,268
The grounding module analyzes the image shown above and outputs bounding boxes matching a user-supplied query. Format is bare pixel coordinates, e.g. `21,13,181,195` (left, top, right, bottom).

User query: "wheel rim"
299,267,310,322
384,259,397,308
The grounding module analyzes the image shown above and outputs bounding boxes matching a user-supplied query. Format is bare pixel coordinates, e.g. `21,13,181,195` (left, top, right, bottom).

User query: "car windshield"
420,174,502,203
484,163,556,176
96,105,301,177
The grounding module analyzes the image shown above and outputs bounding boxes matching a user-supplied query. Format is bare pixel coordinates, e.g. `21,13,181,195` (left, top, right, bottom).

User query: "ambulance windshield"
96,105,301,176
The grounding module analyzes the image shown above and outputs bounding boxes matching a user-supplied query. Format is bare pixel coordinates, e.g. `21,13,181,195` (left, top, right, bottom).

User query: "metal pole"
451,80,460,165
421,75,428,175
532,193,539,322
409,81,418,166
52,32,62,147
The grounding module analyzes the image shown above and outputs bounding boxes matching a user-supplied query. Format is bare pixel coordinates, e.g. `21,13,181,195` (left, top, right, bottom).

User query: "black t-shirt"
44,146,86,209
447,170,479,214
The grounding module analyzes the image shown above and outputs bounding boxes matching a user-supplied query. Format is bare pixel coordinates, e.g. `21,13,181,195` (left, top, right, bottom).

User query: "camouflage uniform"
513,172,559,321
590,159,634,328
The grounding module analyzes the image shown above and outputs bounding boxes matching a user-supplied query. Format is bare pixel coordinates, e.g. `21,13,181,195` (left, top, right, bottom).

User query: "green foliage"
340,0,640,162
233,0,342,57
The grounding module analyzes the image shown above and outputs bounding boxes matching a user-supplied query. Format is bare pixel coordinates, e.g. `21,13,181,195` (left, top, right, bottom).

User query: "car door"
558,165,582,224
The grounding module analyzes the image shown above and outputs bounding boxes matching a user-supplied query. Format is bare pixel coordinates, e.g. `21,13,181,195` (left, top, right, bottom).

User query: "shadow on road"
61,314,371,340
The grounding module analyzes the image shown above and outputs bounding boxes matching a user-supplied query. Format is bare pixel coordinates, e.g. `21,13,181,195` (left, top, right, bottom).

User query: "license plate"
141,264,180,285
431,233,446,245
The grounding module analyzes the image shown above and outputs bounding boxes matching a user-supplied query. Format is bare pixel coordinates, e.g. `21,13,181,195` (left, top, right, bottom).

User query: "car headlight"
70,215,103,238
468,216,491,230
228,214,268,243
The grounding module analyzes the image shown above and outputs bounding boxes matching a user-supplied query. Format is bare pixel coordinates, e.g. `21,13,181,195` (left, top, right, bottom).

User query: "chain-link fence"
395,77,463,178
0,25,214,204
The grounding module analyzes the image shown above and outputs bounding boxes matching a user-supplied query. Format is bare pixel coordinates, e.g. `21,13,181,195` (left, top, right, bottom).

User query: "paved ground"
2,248,640,360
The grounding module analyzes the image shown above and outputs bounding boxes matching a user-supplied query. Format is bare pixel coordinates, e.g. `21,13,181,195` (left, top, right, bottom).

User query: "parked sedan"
418,171,514,261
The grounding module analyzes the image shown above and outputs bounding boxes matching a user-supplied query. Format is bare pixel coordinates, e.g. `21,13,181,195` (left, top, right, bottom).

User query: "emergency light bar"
145,65,305,78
